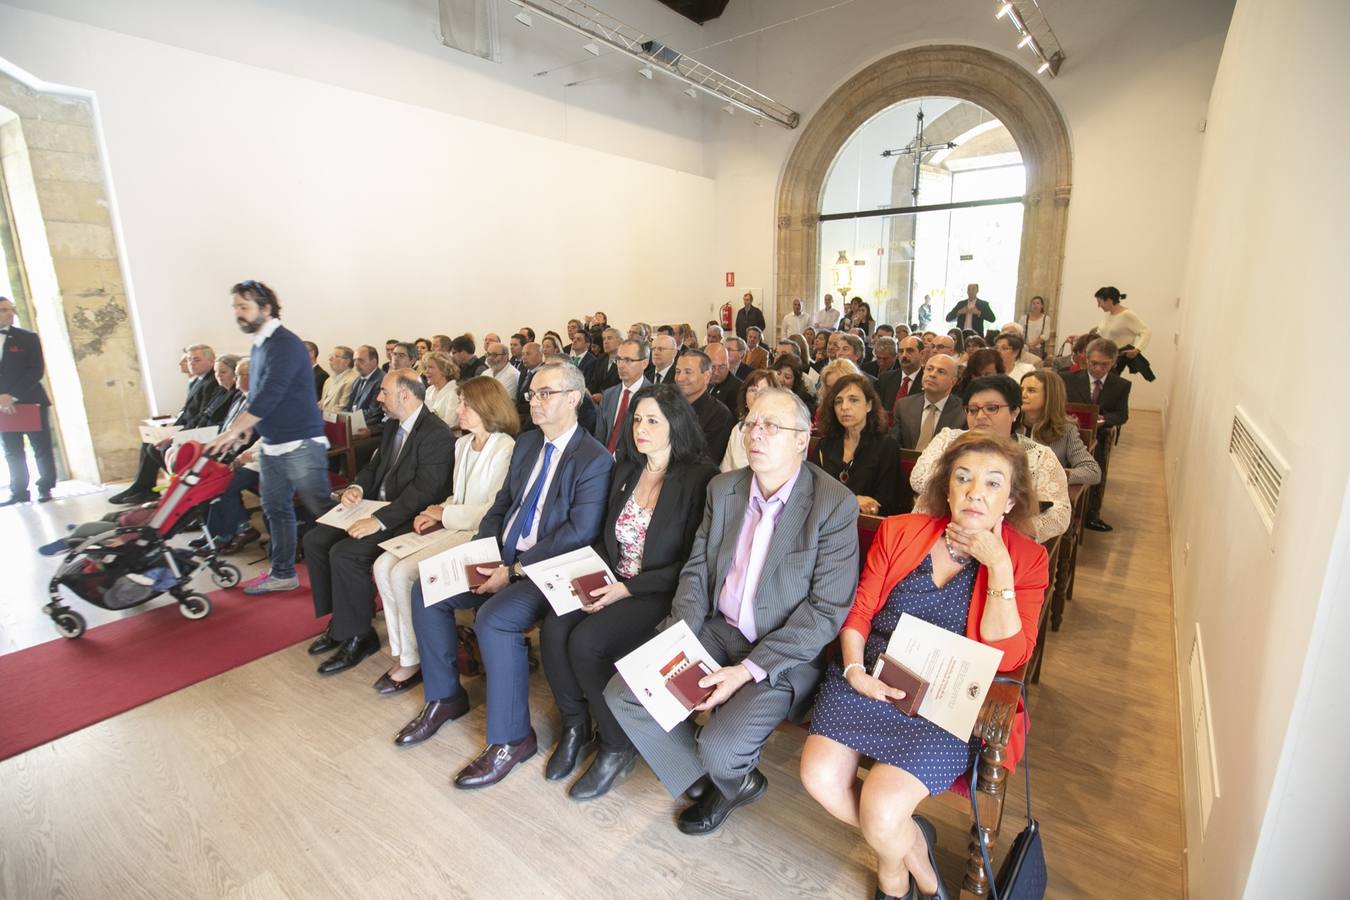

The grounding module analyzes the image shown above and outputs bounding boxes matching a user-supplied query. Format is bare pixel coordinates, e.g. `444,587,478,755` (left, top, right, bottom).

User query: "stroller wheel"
210,562,242,589
179,593,212,620
53,610,87,639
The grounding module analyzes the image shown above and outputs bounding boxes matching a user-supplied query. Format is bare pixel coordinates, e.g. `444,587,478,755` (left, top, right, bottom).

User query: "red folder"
0,404,41,433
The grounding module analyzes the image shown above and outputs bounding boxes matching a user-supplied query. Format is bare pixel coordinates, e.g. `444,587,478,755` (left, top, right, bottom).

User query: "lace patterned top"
613,492,654,579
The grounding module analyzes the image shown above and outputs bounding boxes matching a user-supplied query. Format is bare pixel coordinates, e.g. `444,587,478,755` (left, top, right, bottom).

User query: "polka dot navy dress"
810,552,981,794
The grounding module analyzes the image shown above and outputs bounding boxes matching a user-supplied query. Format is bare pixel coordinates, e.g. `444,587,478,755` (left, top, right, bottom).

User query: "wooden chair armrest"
973,662,1026,746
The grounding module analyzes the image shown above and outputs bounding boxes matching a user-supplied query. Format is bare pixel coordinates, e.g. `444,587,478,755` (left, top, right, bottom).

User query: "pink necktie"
1092,379,1102,404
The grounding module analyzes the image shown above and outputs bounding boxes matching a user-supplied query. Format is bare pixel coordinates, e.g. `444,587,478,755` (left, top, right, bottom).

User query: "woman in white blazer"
370,376,520,694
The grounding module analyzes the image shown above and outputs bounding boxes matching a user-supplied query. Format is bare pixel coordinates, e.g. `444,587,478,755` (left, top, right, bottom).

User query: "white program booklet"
416,537,502,605
171,425,221,446
377,529,450,559
883,613,1004,739
316,498,389,529
521,546,618,615
614,620,722,733
138,422,181,444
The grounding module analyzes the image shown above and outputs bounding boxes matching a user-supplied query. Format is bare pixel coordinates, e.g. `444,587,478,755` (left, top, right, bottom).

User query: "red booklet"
465,561,503,588
0,404,41,433
872,653,929,717
570,570,614,605
662,652,714,710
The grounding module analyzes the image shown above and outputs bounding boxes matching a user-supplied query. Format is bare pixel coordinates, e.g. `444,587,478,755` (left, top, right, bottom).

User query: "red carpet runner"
0,568,319,761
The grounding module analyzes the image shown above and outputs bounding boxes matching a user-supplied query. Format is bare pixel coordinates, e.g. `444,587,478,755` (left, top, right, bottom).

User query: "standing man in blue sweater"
208,280,331,595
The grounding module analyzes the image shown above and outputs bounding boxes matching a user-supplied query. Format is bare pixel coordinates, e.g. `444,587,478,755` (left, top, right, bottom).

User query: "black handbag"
969,678,1047,900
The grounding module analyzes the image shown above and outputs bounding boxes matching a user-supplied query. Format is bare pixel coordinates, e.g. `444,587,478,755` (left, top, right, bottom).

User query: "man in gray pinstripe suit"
605,388,860,835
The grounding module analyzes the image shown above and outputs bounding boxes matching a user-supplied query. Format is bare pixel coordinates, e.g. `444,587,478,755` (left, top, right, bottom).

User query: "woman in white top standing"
422,350,461,429
370,376,519,694
1020,295,1049,357
1094,286,1150,361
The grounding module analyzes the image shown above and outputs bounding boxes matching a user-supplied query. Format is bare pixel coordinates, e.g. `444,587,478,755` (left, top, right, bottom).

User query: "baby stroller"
45,441,245,639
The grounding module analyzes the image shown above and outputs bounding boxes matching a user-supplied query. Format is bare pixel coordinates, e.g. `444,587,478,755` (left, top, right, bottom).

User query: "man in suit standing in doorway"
605,387,859,835
0,296,57,505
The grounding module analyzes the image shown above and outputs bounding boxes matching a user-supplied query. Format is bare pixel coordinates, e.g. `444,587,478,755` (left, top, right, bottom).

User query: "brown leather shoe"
453,730,538,790
394,695,469,746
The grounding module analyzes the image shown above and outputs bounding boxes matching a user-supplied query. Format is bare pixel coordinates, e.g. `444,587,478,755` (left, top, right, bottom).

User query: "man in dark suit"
451,334,487,380
605,387,860,834
706,342,743,416
646,334,679,385
675,349,735,464
304,340,328,400
344,345,386,428
109,343,226,505
594,339,649,454
587,328,622,397
889,354,964,451
1064,338,1131,532
724,336,753,381
860,335,899,378
303,369,454,675
946,283,996,335
567,330,597,383
0,296,57,505
734,291,766,341
514,341,545,430
397,362,613,789
877,335,926,414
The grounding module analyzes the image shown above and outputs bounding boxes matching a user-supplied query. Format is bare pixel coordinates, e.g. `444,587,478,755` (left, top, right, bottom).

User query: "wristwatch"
987,587,1016,602
508,562,525,583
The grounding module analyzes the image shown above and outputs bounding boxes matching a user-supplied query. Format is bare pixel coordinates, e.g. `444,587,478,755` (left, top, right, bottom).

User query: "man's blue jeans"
257,439,332,580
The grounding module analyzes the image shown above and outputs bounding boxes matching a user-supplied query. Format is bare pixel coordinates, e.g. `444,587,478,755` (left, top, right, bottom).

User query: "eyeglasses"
966,403,1011,417
743,418,808,438
524,388,575,403
616,356,646,365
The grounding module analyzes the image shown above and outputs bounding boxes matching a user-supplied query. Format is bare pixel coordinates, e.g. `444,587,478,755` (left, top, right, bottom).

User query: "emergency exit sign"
725,272,735,287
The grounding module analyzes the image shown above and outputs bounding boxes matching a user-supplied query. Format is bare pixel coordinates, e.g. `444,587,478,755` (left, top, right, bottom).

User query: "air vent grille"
1228,407,1287,531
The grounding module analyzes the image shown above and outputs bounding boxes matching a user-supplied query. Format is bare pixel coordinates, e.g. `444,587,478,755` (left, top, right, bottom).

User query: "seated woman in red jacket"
800,431,1048,900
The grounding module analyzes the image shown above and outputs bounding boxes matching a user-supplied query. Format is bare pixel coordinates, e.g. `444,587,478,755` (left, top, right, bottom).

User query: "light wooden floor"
0,412,1184,899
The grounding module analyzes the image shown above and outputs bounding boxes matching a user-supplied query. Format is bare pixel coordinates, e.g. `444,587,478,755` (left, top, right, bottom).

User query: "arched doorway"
776,45,1071,341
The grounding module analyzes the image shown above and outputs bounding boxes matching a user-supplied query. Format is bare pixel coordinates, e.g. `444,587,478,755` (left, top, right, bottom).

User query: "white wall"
0,2,717,414
1165,0,1350,895
694,0,1235,411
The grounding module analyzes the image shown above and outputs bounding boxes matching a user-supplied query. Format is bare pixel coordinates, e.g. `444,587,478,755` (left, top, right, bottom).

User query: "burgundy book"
0,404,41,433
570,570,614,605
465,561,503,589
872,653,929,717
662,653,714,710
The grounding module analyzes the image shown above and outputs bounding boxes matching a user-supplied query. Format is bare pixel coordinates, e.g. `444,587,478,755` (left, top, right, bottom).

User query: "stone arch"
775,45,1071,339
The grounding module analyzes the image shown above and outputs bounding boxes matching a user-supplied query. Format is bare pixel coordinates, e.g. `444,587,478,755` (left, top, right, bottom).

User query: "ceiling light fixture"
683,87,697,99
1017,34,1033,48
638,65,653,79
514,11,533,26
504,0,796,128
994,0,1066,77
583,42,600,55
1037,60,1051,74
995,3,1013,18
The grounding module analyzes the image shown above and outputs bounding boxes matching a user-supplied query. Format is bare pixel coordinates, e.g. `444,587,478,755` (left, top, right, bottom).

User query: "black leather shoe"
569,747,638,800
1084,517,1114,533
912,815,949,900
454,731,538,789
1,494,30,506
394,695,470,746
109,487,156,505
316,630,380,675
676,769,767,835
684,774,714,803
37,491,53,504
307,629,340,656
545,723,596,782
875,880,917,900
373,669,423,695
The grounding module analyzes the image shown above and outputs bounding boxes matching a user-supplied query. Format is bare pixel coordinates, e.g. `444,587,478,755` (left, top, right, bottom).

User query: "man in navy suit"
566,330,597,383
593,338,649,455
400,361,614,789
0,297,57,505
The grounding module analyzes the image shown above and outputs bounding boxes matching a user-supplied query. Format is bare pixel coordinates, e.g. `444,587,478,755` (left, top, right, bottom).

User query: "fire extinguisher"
720,301,734,331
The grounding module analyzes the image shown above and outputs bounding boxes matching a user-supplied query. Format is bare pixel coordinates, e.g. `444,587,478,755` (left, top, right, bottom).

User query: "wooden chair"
898,448,921,514
1028,535,1060,685
323,415,357,487
1051,484,1090,631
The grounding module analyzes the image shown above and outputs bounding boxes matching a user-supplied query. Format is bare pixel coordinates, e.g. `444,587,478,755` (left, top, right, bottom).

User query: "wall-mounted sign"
959,254,974,261
725,272,735,287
